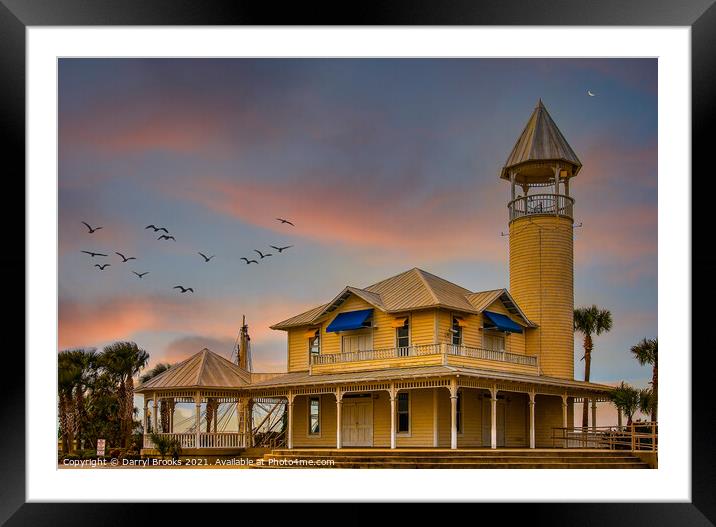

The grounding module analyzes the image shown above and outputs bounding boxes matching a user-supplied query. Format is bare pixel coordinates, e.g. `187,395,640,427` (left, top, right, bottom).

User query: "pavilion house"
136,100,615,454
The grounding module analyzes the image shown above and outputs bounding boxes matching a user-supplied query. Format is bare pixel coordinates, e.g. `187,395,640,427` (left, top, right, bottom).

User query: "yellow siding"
312,354,444,375
534,395,564,447
436,309,452,343
410,309,436,346
510,215,574,379
444,354,537,375
292,394,337,447
287,328,309,373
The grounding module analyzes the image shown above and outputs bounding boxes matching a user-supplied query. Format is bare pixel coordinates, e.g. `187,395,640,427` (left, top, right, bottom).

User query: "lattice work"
394,378,451,391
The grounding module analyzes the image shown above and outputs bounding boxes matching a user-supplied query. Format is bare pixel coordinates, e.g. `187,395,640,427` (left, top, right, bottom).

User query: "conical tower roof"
500,99,581,180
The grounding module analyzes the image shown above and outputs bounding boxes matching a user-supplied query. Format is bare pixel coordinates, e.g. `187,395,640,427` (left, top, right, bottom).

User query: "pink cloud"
171,174,507,263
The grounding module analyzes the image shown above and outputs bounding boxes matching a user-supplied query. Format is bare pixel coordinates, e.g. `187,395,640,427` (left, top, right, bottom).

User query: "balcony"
309,343,539,375
509,193,574,222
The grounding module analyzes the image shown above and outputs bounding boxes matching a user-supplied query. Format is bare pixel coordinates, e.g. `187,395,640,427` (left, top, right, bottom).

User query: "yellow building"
137,100,613,452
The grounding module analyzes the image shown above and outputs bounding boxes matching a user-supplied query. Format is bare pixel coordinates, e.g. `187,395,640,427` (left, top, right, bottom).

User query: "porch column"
617,408,623,429
490,386,498,449
213,402,218,434
432,387,439,448
143,398,149,433
389,384,397,449
449,379,458,450
169,400,174,433
194,392,201,448
287,391,294,450
591,398,598,432
561,394,568,429
528,391,536,449
153,393,159,433
336,389,343,449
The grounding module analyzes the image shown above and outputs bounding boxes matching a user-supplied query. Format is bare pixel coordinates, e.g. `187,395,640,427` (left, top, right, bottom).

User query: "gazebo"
135,348,252,453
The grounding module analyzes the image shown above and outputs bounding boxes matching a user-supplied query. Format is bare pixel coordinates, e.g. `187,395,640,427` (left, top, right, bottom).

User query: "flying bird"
241,257,259,265
270,245,293,253
173,285,194,293
198,252,215,262
587,90,596,97
115,252,136,262
133,271,149,279
158,235,176,241
276,218,295,226
254,249,272,259
94,264,110,270
145,225,169,233
81,251,108,258
81,221,103,234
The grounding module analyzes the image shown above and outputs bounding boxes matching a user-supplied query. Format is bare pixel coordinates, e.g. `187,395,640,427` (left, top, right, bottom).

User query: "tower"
501,100,581,380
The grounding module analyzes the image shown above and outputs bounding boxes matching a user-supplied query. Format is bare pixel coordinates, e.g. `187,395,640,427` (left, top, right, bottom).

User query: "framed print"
3,0,712,523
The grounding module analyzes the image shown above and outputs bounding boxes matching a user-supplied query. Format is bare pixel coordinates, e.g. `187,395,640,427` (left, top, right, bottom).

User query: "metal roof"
135,348,251,392
245,364,613,393
271,268,534,330
500,99,582,179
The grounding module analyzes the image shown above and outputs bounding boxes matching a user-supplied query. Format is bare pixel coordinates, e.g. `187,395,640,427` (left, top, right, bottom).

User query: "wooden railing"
446,344,538,367
311,343,442,365
552,423,658,451
310,343,537,368
509,193,574,221
143,432,246,449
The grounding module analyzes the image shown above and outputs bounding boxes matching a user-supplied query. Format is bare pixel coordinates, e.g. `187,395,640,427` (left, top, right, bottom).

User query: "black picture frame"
2,0,711,524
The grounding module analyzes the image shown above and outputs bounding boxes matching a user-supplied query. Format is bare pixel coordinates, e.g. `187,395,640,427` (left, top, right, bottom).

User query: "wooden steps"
254,449,650,469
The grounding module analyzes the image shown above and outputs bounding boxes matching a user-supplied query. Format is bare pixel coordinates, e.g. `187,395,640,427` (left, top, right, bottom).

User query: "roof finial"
537,98,544,108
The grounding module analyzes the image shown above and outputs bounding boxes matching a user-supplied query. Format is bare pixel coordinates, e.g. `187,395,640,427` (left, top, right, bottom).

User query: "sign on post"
96,438,106,457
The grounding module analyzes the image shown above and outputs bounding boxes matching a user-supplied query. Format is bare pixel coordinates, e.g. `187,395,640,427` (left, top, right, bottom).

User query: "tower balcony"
508,193,574,222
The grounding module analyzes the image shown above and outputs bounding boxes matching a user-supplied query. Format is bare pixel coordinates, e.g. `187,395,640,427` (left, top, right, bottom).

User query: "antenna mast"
238,315,252,372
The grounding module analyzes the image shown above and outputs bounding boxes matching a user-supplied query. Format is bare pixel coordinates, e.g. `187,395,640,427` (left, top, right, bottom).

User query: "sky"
58,58,657,393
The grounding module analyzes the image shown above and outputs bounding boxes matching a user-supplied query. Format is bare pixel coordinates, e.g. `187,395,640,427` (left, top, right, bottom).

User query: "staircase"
254,449,650,469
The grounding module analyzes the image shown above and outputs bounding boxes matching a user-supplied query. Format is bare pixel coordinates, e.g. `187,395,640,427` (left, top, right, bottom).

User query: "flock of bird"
80,218,296,294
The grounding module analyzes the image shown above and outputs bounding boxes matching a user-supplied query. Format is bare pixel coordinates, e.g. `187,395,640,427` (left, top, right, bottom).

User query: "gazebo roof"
135,348,251,393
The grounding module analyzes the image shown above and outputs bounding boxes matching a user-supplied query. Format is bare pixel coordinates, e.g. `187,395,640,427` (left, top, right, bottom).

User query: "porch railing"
143,432,246,449
310,343,537,368
552,423,658,451
509,193,574,221
445,344,538,367
311,343,442,365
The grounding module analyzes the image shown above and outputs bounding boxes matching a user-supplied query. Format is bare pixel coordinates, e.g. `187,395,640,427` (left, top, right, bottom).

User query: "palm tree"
574,305,613,428
58,352,80,454
63,349,98,450
638,388,656,420
630,338,658,421
100,342,149,447
609,381,641,426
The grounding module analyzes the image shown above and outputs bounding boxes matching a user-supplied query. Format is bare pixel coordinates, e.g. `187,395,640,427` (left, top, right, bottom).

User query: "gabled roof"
135,348,251,393
500,99,582,179
271,268,534,330
466,288,535,327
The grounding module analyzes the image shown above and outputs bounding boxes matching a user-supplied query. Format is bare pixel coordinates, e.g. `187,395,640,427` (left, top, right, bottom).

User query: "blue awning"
483,311,523,333
326,309,373,333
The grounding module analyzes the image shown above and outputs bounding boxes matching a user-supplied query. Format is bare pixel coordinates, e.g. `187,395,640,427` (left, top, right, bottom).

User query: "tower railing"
509,193,574,221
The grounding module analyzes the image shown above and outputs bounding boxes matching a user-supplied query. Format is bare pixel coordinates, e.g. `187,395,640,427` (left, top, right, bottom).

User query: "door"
481,398,506,447
342,400,373,447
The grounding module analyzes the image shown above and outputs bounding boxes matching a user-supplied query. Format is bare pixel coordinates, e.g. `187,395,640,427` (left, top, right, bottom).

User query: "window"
309,330,320,357
396,318,409,350
308,397,320,435
484,331,505,352
452,316,463,345
397,392,410,433
456,391,463,433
